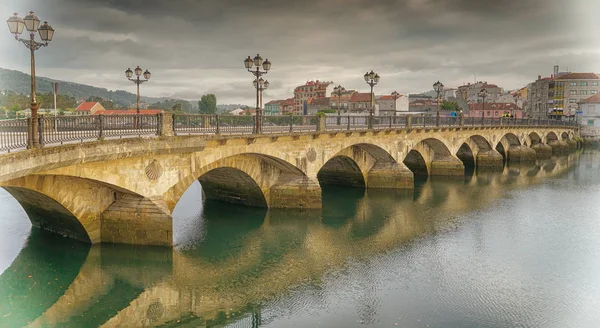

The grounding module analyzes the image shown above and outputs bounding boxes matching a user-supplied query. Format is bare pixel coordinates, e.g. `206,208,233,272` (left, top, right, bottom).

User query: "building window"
592,81,599,86
581,82,588,86
486,111,490,116
494,111,498,116
570,82,577,86
580,90,588,95
588,120,595,126
592,90,598,95
569,90,577,95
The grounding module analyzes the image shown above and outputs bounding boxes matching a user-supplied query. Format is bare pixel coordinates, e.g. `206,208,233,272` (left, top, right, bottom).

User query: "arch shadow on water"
0,229,89,328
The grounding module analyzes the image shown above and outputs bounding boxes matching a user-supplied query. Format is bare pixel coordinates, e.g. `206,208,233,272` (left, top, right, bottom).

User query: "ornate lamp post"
512,93,519,118
391,91,401,116
253,77,269,115
125,66,151,114
6,11,54,148
433,81,444,126
364,70,380,116
244,54,271,134
333,85,346,125
478,88,488,122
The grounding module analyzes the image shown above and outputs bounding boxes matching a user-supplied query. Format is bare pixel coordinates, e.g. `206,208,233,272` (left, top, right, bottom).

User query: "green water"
1,151,600,327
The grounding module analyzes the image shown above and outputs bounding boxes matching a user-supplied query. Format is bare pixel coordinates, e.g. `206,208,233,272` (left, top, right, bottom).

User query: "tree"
171,103,183,112
198,94,217,114
440,101,460,112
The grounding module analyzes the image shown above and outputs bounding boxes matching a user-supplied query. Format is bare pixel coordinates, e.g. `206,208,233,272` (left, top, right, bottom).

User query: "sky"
1,0,599,105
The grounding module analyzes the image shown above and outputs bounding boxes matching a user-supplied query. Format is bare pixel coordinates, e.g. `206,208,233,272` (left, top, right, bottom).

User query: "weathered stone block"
531,143,552,160
476,150,504,172
430,156,464,176
548,140,569,155
367,162,414,189
507,146,536,164
269,178,322,209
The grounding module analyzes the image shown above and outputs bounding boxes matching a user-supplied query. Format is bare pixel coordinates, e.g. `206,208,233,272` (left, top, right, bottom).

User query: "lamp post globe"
6,13,25,35
143,69,151,80
125,68,133,78
23,11,40,32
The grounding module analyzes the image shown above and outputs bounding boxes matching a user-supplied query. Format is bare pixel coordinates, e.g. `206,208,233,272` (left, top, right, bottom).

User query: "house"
377,94,409,116
75,102,105,115
349,93,373,113
577,94,600,137
279,98,296,115
228,108,246,115
408,99,438,112
264,101,281,116
306,97,331,115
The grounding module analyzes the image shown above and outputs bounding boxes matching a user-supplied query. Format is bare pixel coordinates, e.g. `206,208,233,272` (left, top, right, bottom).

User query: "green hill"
0,68,190,110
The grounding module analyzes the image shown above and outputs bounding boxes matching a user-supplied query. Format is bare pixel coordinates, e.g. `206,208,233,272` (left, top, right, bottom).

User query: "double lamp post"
6,11,55,148
244,54,271,133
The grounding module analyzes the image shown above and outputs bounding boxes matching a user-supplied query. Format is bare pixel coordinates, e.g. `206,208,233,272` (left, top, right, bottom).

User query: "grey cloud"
1,0,598,104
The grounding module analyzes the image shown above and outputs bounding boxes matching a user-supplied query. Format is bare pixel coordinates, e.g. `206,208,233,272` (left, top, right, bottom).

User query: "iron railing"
0,113,579,153
37,114,160,146
0,118,29,152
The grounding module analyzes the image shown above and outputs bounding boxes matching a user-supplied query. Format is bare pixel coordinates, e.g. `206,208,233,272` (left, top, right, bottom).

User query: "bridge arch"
165,153,321,210
545,131,559,144
0,175,120,243
456,135,494,167
318,143,413,189
561,132,570,140
528,132,543,146
404,138,463,176
495,133,521,160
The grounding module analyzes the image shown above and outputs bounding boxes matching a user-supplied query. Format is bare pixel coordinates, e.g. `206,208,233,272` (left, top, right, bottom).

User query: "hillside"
0,68,188,109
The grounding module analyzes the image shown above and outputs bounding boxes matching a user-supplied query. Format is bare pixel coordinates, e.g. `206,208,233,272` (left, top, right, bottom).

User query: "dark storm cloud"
0,0,598,103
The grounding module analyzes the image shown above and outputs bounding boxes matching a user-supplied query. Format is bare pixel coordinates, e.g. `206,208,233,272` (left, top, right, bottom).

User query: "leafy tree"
171,103,183,112
198,94,217,114
440,101,460,112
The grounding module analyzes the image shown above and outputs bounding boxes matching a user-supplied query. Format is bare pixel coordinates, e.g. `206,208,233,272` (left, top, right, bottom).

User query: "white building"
578,94,600,137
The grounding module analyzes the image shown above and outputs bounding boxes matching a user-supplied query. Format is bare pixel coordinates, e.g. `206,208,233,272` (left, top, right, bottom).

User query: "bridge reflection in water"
0,152,584,327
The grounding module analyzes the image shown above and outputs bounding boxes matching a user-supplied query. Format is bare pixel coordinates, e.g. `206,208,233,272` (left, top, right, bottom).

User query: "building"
376,94,409,116
293,80,334,115
264,101,281,116
329,90,355,112
468,103,523,118
75,101,105,115
526,75,554,119
577,94,600,137
348,93,373,113
556,73,600,118
306,97,331,115
280,98,296,115
228,108,246,115
408,99,438,113
457,82,504,104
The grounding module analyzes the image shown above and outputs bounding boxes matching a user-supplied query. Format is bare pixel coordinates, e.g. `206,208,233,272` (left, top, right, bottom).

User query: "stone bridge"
0,152,581,327
0,122,578,246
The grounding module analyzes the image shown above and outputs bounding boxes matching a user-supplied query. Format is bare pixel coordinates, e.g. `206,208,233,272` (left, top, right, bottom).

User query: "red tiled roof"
557,73,600,80
579,94,600,104
468,103,521,111
282,98,296,106
76,102,99,111
94,109,164,115
378,95,394,100
350,93,372,102
308,97,330,106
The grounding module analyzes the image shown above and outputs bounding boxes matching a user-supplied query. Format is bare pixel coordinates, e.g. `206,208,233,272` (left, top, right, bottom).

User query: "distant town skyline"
1,0,599,104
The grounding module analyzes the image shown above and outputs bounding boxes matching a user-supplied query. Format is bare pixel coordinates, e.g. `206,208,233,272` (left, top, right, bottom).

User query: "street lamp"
391,91,401,116
244,54,271,134
478,88,488,122
253,77,269,115
433,81,444,126
364,70,380,116
7,11,54,148
125,66,151,114
333,85,346,125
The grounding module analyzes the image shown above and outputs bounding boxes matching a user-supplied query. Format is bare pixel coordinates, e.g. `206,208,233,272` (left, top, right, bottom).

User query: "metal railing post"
99,114,104,139
407,115,412,129
216,115,220,134
347,115,351,131
289,115,293,133
38,117,44,147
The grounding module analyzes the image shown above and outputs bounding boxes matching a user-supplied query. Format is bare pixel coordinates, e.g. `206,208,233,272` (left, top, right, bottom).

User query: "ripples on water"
1,151,600,327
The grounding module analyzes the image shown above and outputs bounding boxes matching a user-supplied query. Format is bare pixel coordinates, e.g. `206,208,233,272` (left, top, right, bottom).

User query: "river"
1,150,599,327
